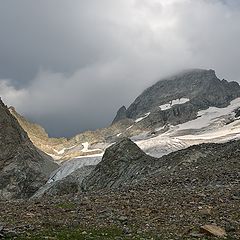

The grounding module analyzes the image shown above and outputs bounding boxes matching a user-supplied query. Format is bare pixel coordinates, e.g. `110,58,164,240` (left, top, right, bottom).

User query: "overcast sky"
0,0,240,137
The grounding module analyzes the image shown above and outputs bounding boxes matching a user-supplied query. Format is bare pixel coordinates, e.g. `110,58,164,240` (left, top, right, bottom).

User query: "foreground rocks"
0,175,239,239
200,224,227,237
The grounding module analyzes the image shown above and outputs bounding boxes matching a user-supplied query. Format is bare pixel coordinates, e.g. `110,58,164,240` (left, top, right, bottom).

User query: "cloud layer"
0,0,240,137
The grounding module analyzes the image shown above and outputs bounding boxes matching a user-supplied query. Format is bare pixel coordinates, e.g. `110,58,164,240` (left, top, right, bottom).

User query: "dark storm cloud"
0,0,115,84
0,0,240,137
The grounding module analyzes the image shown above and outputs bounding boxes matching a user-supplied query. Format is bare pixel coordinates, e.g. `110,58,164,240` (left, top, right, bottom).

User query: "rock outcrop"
82,138,159,191
0,99,58,199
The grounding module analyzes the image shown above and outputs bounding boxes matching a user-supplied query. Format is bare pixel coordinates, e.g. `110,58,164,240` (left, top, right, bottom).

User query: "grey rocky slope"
39,137,239,196
0,98,58,199
112,105,127,123
126,69,240,118
82,137,240,191
2,137,239,239
33,165,95,197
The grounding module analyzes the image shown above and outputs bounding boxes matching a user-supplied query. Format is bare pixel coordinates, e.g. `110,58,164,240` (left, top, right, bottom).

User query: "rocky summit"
113,69,240,132
0,99,58,199
124,69,240,119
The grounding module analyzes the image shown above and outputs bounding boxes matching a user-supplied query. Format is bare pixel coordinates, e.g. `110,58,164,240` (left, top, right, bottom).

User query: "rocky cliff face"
0,99,58,199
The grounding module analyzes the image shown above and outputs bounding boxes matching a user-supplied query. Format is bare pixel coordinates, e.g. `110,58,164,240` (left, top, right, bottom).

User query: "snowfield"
47,97,240,183
126,125,133,130
159,98,190,110
82,142,102,153
53,145,77,155
135,112,151,123
177,97,240,131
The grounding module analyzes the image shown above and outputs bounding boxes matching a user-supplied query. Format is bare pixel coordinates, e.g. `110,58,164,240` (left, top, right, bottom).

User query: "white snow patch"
155,126,165,132
117,133,122,137
81,142,102,153
159,98,190,110
126,125,133,130
135,112,151,123
53,145,77,155
82,142,89,152
177,119,240,142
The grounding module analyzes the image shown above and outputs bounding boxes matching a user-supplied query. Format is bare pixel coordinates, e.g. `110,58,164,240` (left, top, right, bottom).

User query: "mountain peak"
112,105,127,124
122,69,240,119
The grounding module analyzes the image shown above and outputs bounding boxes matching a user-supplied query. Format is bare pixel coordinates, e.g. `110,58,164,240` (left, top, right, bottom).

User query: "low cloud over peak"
0,0,239,137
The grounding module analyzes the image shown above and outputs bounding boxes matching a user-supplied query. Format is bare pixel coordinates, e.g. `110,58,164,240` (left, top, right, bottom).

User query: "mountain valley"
0,69,239,239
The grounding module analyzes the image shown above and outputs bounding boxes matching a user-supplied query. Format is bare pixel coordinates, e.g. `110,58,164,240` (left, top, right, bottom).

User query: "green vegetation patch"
5,226,156,240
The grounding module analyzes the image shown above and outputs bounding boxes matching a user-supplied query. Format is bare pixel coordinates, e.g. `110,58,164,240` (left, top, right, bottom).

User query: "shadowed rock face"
33,165,95,198
0,99,58,199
